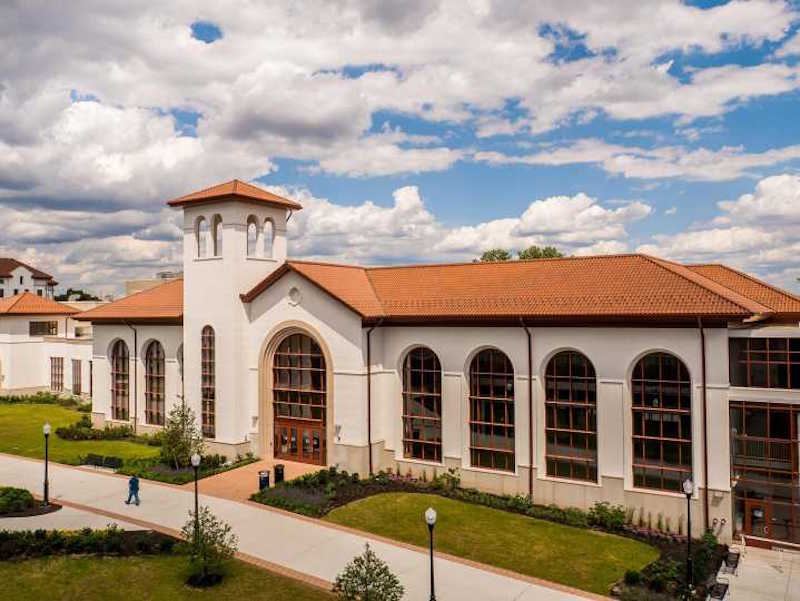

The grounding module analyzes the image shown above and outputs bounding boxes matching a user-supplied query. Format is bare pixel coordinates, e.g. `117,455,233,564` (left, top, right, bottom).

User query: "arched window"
402,347,442,462
246,216,258,256
272,333,327,464
632,352,692,491
201,326,216,438
196,217,208,258
545,350,597,481
176,343,184,399
144,341,165,425
263,218,274,258
469,348,515,471
212,215,223,257
110,340,129,420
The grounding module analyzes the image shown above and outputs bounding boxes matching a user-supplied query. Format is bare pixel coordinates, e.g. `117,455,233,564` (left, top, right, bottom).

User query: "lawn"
0,555,333,601
0,404,159,465
324,492,659,595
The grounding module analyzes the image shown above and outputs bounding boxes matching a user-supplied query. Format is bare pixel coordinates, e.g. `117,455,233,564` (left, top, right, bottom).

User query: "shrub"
81,453,124,469
333,543,404,601
0,526,173,560
160,401,204,470
0,487,35,514
624,570,642,586
588,502,626,531
180,506,238,587
0,391,85,408
692,531,719,585
56,415,134,441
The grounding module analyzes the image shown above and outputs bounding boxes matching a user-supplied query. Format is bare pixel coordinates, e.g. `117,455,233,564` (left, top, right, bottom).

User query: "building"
0,258,57,299
0,293,93,395
77,179,800,547
124,271,183,296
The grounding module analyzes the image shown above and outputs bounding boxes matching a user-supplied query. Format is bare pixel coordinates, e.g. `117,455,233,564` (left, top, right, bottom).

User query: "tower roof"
166,179,302,210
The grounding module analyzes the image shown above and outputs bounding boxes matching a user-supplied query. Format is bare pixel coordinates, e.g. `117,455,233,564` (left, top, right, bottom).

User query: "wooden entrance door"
745,500,771,538
274,420,325,465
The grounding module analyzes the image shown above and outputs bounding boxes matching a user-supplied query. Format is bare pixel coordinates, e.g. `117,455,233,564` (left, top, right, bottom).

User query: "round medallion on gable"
288,286,302,306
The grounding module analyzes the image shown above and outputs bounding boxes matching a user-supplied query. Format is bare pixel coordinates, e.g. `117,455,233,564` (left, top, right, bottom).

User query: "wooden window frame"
545,350,598,482
730,401,799,543
631,352,693,492
730,337,800,390
50,356,63,392
201,326,216,438
469,348,515,472
110,340,129,420
72,359,81,395
272,333,327,424
144,341,165,426
402,347,442,463
30,321,58,336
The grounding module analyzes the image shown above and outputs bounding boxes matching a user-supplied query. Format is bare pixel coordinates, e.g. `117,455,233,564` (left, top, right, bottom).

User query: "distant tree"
479,248,513,262
55,288,101,301
518,245,564,260
333,543,404,601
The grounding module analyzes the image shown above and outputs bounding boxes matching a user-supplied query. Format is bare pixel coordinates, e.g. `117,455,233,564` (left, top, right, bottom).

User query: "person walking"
125,475,140,506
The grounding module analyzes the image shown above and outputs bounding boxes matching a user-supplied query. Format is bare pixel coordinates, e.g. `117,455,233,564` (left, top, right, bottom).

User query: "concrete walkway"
0,504,143,532
0,453,600,600
724,544,800,601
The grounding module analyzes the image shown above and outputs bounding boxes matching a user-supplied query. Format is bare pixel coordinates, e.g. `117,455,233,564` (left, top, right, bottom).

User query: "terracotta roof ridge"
363,269,387,315
362,253,647,271
642,255,772,316
76,277,183,318
287,259,367,270
689,263,800,306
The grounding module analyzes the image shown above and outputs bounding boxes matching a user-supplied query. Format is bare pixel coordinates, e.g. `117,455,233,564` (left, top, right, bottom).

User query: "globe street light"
425,507,437,601
191,452,201,542
42,422,51,506
683,478,694,597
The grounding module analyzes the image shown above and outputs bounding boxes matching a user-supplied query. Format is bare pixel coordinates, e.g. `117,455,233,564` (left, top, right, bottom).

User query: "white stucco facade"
83,193,800,544
0,264,54,299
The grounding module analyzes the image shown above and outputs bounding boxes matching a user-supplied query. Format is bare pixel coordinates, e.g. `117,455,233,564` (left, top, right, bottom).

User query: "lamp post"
191,452,201,543
42,422,51,506
683,478,694,597
425,507,437,601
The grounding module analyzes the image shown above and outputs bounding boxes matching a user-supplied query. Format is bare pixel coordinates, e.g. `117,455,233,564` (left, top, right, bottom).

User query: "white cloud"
474,139,800,181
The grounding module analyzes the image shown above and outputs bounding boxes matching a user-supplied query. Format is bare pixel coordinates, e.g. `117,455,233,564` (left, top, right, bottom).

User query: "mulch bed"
0,502,62,519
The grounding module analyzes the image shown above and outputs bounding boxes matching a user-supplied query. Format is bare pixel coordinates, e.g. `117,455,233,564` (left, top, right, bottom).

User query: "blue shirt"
129,476,139,492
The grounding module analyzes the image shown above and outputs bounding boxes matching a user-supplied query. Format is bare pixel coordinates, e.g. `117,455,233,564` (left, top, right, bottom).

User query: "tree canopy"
478,246,564,262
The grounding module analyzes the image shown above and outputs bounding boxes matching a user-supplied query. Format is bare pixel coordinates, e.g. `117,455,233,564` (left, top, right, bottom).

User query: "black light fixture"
425,507,437,601
42,422,51,506
683,478,694,597
191,452,201,541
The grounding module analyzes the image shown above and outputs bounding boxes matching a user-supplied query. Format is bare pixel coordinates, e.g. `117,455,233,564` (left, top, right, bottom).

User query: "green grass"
0,555,332,601
325,492,659,595
0,404,159,465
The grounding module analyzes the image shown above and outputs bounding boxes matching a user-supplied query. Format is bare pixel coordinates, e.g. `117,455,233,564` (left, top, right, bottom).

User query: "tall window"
72,359,81,395
730,338,800,389
263,218,274,258
272,333,327,464
144,341,165,425
545,350,597,481
469,348,515,471
50,357,63,392
201,326,216,438
631,352,692,491
111,340,129,420
212,215,223,257
177,343,184,400
246,216,258,256
196,217,208,258
402,347,442,462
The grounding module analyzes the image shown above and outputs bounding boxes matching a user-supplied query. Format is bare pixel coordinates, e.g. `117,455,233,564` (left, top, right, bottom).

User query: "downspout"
520,319,534,500
698,317,710,532
365,319,383,476
123,320,138,435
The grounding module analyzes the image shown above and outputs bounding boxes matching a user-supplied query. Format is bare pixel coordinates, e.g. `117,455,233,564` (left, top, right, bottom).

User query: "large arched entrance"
269,332,328,465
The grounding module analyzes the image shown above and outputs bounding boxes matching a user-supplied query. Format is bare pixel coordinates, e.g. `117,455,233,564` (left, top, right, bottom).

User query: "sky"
1,0,800,296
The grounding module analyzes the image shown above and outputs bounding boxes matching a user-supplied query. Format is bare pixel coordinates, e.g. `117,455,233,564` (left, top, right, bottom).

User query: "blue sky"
1,1,799,294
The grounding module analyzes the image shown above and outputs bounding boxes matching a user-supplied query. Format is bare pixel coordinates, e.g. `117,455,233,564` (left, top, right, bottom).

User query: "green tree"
479,248,512,262
54,288,101,301
160,400,204,470
518,245,564,260
180,505,238,586
333,543,404,601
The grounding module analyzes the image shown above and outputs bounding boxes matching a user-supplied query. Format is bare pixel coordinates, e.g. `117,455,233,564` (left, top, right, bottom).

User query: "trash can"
274,464,285,485
258,470,270,490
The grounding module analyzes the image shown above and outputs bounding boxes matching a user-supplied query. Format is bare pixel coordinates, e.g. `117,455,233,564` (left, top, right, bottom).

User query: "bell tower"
167,179,302,452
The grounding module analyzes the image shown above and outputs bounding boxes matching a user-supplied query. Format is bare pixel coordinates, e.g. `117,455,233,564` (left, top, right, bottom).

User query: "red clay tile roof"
0,292,77,316
74,279,183,324
242,254,790,323
0,258,55,282
688,264,800,316
166,179,302,210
